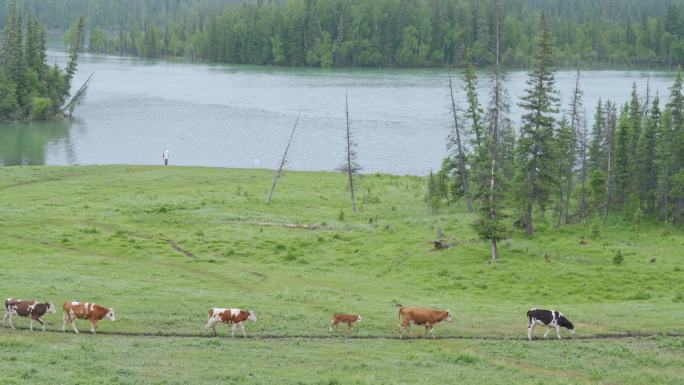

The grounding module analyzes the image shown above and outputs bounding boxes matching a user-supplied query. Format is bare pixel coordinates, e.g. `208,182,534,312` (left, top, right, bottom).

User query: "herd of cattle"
2,298,575,340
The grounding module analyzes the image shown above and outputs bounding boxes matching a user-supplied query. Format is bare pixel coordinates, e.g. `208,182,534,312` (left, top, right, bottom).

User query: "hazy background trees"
9,0,684,68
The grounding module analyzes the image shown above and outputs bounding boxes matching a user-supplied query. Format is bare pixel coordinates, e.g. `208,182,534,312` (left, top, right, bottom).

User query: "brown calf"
205,308,257,337
62,301,115,334
398,306,452,339
329,314,362,334
3,298,56,331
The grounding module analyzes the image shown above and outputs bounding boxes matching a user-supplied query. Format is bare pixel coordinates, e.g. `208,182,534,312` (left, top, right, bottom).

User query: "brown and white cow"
204,308,257,337
329,314,362,334
398,306,452,339
2,298,56,331
62,301,115,334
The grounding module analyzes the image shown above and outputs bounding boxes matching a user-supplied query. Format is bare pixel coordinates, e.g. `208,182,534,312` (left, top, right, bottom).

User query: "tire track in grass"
0,231,254,291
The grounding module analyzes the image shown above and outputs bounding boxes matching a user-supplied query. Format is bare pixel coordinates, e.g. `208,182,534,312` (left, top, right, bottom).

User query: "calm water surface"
0,51,677,174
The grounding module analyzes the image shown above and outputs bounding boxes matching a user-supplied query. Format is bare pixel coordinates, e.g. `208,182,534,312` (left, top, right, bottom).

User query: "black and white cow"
3,298,56,331
527,308,574,340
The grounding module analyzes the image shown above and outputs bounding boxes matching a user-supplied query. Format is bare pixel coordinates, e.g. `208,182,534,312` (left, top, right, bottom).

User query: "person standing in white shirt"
162,150,170,166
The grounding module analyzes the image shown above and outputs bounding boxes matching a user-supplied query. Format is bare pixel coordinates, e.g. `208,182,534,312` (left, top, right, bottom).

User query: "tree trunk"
525,201,534,236
267,112,300,203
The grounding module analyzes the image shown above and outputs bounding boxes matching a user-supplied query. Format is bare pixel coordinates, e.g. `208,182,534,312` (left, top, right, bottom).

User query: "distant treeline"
9,0,684,68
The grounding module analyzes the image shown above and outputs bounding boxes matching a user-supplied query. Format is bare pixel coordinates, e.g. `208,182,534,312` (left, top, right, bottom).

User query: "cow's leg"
347,322,352,335
62,313,70,333
424,325,429,338
239,322,246,338
37,317,46,331
430,326,436,339
70,316,79,334
29,319,34,331
407,322,413,337
90,320,98,334
329,320,335,333
556,325,561,340
7,313,15,330
543,326,551,339
527,324,534,341
230,323,236,338
204,318,218,335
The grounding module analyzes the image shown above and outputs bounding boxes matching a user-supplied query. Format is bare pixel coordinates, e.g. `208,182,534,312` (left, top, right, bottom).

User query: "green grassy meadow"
0,165,682,384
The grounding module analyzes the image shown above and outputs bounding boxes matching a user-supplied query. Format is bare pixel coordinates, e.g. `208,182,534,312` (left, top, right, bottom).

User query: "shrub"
28,97,53,121
284,250,298,261
612,250,624,265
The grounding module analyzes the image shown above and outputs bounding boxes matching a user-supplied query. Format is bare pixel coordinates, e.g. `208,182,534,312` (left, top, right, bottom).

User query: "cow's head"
46,302,57,314
106,308,116,321
247,310,257,322
445,310,453,322
356,315,362,323
558,315,574,333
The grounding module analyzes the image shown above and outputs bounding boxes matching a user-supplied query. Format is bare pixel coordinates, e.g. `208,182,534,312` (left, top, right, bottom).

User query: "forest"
0,1,83,121
420,4,684,261
9,0,684,68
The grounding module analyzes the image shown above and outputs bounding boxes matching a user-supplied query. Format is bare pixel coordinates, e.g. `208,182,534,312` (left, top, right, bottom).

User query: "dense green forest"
0,1,83,121
424,7,684,261
9,0,684,68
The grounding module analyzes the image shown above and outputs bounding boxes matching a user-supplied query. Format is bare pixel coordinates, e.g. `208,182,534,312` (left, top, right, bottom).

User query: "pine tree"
604,101,617,220
636,95,660,213
473,0,509,261
656,70,684,222
514,14,559,236
65,17,85,96
614,106,632,208
463,48,484,148
629,83,643,159
462,48,486,195
3,0,24,101
554,115,576,226
656,105,674,221
578,113,590,218
588,100,606,173
562,69,583,223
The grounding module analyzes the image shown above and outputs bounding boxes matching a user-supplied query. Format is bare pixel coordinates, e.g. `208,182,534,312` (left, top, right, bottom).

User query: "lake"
0,50,676,175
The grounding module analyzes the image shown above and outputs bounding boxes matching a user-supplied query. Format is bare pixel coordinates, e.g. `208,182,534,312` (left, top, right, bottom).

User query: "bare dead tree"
340,91,361,212
479,0,511,261
62,72,94,117
448,72,474,213
266,111,301,204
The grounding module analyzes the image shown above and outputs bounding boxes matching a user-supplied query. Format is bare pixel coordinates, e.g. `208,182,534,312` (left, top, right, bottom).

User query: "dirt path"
1,327,681,341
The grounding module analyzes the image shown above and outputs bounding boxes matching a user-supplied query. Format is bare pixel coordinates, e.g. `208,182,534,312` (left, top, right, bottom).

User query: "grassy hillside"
0,166,682,384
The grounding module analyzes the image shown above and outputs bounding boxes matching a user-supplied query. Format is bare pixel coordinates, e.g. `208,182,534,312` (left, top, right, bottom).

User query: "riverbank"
0,165,682,384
